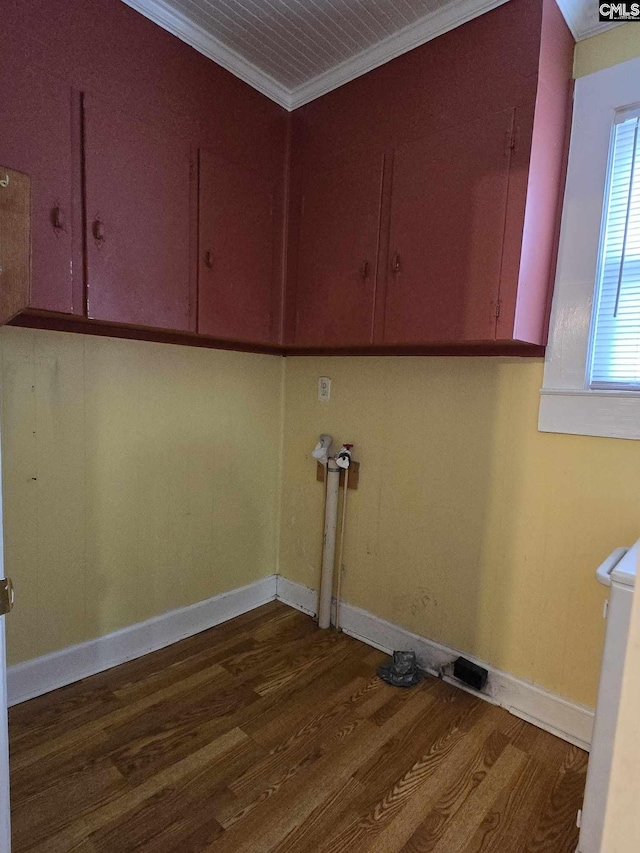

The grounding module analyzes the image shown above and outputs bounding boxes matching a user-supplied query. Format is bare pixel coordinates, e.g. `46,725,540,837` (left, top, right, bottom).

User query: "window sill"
539,388,640,439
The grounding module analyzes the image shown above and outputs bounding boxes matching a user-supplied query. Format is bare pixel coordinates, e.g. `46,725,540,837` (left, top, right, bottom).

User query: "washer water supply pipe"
311,436,353,630
334,444,353,631
318,455,340,629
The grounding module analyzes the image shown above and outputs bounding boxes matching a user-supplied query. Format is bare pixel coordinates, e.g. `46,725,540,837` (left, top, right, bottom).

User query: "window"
589,109,640,390
539,57,640,440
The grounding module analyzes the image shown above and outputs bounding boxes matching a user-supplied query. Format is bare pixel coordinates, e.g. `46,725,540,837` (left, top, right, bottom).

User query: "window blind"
590,109,640,389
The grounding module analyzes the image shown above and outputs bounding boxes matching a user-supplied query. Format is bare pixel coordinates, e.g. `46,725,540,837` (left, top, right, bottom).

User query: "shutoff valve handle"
336,444,354,469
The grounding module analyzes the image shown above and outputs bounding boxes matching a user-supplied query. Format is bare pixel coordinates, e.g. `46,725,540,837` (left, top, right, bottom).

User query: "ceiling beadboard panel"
154,0,458,88
121,0,615,109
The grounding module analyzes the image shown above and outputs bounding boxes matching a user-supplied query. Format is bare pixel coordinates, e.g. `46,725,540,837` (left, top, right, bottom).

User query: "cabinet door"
384,110,513,344
0,57,75,314
198,151,274,343
0,168,30,324
84,95,193,331
295,154,384,347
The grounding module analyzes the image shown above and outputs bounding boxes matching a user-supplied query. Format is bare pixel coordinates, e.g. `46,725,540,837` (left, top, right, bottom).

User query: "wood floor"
8,601,588,853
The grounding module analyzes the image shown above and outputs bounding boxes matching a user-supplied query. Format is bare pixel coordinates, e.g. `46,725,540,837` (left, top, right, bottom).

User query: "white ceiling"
121,0,619,110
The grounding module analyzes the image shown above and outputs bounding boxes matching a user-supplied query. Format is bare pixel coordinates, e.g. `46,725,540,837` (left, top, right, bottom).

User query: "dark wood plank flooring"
8,601,588,852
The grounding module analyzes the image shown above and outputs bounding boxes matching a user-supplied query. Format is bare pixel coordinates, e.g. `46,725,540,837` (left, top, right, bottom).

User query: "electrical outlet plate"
318,376,331,401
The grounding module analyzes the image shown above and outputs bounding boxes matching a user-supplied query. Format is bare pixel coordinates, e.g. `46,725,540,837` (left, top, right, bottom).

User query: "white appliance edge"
577,543,637,853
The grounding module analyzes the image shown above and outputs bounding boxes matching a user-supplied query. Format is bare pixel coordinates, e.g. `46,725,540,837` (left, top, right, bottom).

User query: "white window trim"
540,55,640,440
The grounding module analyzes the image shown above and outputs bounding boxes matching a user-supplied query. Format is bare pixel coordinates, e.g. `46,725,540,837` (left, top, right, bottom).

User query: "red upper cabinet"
0,56,77,315
198,150,275,343
0,0,569,355
294,154,385,346
384,110,514,344
496,0,575,346
286,0,574,351
0,0,288,346
498,99,571,344
84,95,194,332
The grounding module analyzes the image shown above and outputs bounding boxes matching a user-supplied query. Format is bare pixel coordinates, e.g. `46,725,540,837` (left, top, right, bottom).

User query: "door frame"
0,443,11,850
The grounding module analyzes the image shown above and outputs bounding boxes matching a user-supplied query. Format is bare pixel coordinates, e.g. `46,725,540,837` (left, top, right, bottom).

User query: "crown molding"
555,0,622,40
120,0,292,109
122,0,620,112
123,0,513,112
288,0,511,109
576,19,622,41
555,0,586,38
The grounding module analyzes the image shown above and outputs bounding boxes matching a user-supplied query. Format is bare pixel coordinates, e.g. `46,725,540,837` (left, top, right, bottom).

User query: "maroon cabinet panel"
295,154,385,346
0,57,76,314
84,95,194,331
384,110,514,345
198,151,274,343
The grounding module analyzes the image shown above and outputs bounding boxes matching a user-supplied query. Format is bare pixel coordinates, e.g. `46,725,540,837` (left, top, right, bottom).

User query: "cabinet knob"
361,260,370,280
392,252,401,274
93,218,105,243
52,205,65,231
205,250,214,269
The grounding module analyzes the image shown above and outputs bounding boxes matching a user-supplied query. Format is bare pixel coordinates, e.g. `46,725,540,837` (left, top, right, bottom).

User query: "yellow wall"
1,326,282,666
574,26,640,78
279,357,640,708
5,333,640,708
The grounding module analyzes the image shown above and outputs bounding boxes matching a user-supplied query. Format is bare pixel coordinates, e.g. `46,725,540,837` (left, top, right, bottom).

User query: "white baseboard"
7,575,277,707
6,572,596,751
276,575,318,616
276,577,594,751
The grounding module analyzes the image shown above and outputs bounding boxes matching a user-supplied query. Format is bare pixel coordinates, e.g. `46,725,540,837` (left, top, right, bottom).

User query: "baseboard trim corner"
276,576,594,751
276,575,317,616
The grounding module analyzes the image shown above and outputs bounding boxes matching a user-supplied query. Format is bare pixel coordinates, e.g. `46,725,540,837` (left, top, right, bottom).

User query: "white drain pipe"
334,445,352,632
318,457,340,629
